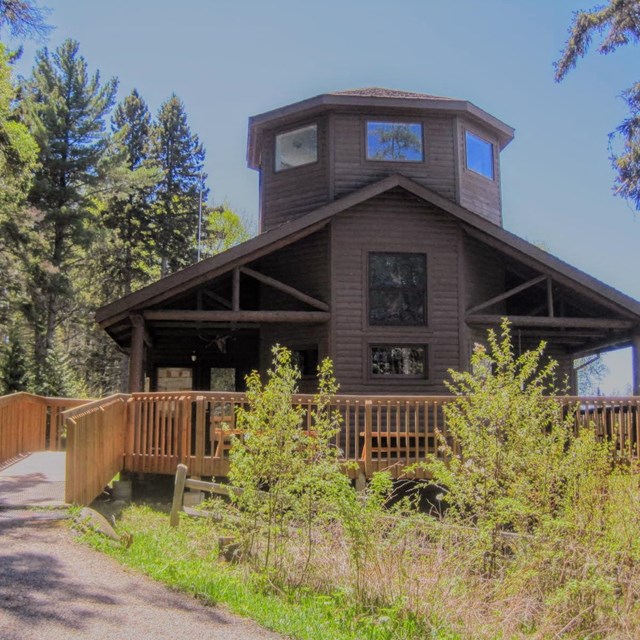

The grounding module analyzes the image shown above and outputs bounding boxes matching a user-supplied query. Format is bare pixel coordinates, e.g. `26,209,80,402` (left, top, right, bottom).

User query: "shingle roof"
330,87,457,101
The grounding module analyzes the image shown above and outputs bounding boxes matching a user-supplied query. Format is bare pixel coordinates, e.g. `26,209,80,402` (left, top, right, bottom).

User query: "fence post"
170,463,188,528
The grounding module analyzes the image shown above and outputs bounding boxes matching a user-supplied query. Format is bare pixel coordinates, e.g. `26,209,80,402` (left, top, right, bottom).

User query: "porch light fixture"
191,351,197,362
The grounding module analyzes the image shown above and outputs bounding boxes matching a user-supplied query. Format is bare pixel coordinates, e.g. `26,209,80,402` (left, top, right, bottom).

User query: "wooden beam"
467,275,547,314
570,335,632,358
129,314,145,393
144,310,330,323
202,290,233,310
546,277,554,318
464,227,639,319
466,315,635,330
240,266,330,312
232,268,240,311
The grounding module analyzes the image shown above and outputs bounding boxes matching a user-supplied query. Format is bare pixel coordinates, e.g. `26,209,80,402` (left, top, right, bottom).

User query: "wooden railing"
122,393,640,480
0,392,88,467
63,394,128,505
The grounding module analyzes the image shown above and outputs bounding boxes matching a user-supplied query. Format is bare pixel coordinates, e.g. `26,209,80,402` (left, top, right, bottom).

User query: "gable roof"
96,174,640,330
247,88,515,169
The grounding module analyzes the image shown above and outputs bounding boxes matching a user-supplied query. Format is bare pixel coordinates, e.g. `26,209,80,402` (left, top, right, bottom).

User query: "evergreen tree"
103,88,160,297
151,94,206,276
0,41,37,353
20,38,117,384
0,328,32,393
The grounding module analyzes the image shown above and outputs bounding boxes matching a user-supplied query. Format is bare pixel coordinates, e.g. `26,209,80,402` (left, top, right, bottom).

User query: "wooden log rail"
0,392,88,466
122,393,640,480
63,394,128,505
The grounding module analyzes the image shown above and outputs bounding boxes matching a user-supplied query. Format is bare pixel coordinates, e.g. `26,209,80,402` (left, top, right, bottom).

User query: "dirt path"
0,513,285,640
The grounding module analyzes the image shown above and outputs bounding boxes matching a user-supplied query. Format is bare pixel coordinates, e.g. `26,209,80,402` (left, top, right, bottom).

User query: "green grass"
78,505,457,640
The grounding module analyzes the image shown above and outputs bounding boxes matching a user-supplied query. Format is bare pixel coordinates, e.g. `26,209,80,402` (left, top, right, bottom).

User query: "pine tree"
151,94,206,276
20,39,117,382
102,88,160,297
0,328,32,393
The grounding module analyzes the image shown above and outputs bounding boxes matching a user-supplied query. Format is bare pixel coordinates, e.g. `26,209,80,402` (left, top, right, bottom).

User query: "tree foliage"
151,94,206,276
556,1,640,208
0,0,50,41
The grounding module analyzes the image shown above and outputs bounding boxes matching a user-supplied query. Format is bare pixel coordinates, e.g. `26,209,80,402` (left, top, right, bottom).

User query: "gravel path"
0,513,285,640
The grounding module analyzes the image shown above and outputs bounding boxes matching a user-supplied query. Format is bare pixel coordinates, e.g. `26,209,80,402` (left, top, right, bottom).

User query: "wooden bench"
360,431,427,459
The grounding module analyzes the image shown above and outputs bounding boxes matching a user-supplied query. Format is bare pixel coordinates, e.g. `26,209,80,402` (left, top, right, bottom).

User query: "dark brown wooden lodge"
96,88,640,396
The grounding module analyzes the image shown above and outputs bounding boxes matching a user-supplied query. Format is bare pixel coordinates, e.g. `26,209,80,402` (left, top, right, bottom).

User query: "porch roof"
96,173,640,334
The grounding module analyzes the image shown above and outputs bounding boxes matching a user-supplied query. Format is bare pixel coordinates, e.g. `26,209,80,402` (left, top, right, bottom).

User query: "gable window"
371,345,427,378
275,124,318,172
366,121,423,162
465,130,494,179
369,252,427,325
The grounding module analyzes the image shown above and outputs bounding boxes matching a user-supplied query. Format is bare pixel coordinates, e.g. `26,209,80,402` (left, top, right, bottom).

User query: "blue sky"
13,0,640,392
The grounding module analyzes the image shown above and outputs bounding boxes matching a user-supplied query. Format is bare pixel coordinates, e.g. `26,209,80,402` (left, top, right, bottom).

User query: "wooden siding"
456,116,503,225
252,228,331,392
330,188,460,393
252,227,330,311
464,233,507,311
331,112,458,203
260,116,331,231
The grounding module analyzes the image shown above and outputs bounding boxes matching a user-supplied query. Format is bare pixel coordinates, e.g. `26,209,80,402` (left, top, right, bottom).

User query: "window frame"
367,251,428,327
464,129,495,181
368,343,429,380
364,119,425,164
273,122,319,173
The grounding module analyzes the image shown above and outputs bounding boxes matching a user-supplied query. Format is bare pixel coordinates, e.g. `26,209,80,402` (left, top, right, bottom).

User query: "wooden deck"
2,391,640,506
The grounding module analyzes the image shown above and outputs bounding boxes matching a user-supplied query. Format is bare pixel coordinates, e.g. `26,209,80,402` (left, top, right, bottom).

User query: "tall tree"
0,40,37,350
151,94,206,276
556,1,640,208
102,88,160,297
20,38,117,380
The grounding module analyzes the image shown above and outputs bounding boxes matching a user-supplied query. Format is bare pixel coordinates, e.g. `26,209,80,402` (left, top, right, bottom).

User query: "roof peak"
329,87,458,101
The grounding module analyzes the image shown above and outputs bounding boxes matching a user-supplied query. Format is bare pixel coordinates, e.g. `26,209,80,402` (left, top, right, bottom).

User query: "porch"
1,391,639,506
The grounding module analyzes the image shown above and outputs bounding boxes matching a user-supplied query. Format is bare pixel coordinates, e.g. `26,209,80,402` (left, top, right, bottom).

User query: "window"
210,368,236,392
371,345,427,378
292,347,319,377
369,252,427,325
275,124,318,171
465,131,494,179
366,121,423,161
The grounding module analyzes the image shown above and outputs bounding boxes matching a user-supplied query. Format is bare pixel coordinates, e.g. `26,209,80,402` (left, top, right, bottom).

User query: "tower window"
275,124,318,171
366,121,423,162
465,131,494,179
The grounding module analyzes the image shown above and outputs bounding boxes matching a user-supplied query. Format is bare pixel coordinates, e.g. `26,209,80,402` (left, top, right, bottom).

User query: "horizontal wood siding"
456,117,502,225
331,189,460,393
463,233,506,312
332,112,457,202
252,227,330,311
260,116,331,231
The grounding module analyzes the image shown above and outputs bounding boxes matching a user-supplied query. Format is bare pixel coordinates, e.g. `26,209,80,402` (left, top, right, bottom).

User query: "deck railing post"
364,400,373,477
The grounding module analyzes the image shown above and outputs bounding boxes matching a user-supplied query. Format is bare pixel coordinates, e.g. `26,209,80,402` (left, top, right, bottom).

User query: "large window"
275,124,318,172
465,130,494,179
371,345,427,378
368,252,427,325
366,121,423,162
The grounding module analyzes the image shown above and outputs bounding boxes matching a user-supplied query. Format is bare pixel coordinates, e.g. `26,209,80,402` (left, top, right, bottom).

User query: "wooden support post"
129,315,145,393
546,278,554,317
232,268,240,311
364,400,373,477
633,332,640,396
170,463,188,528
